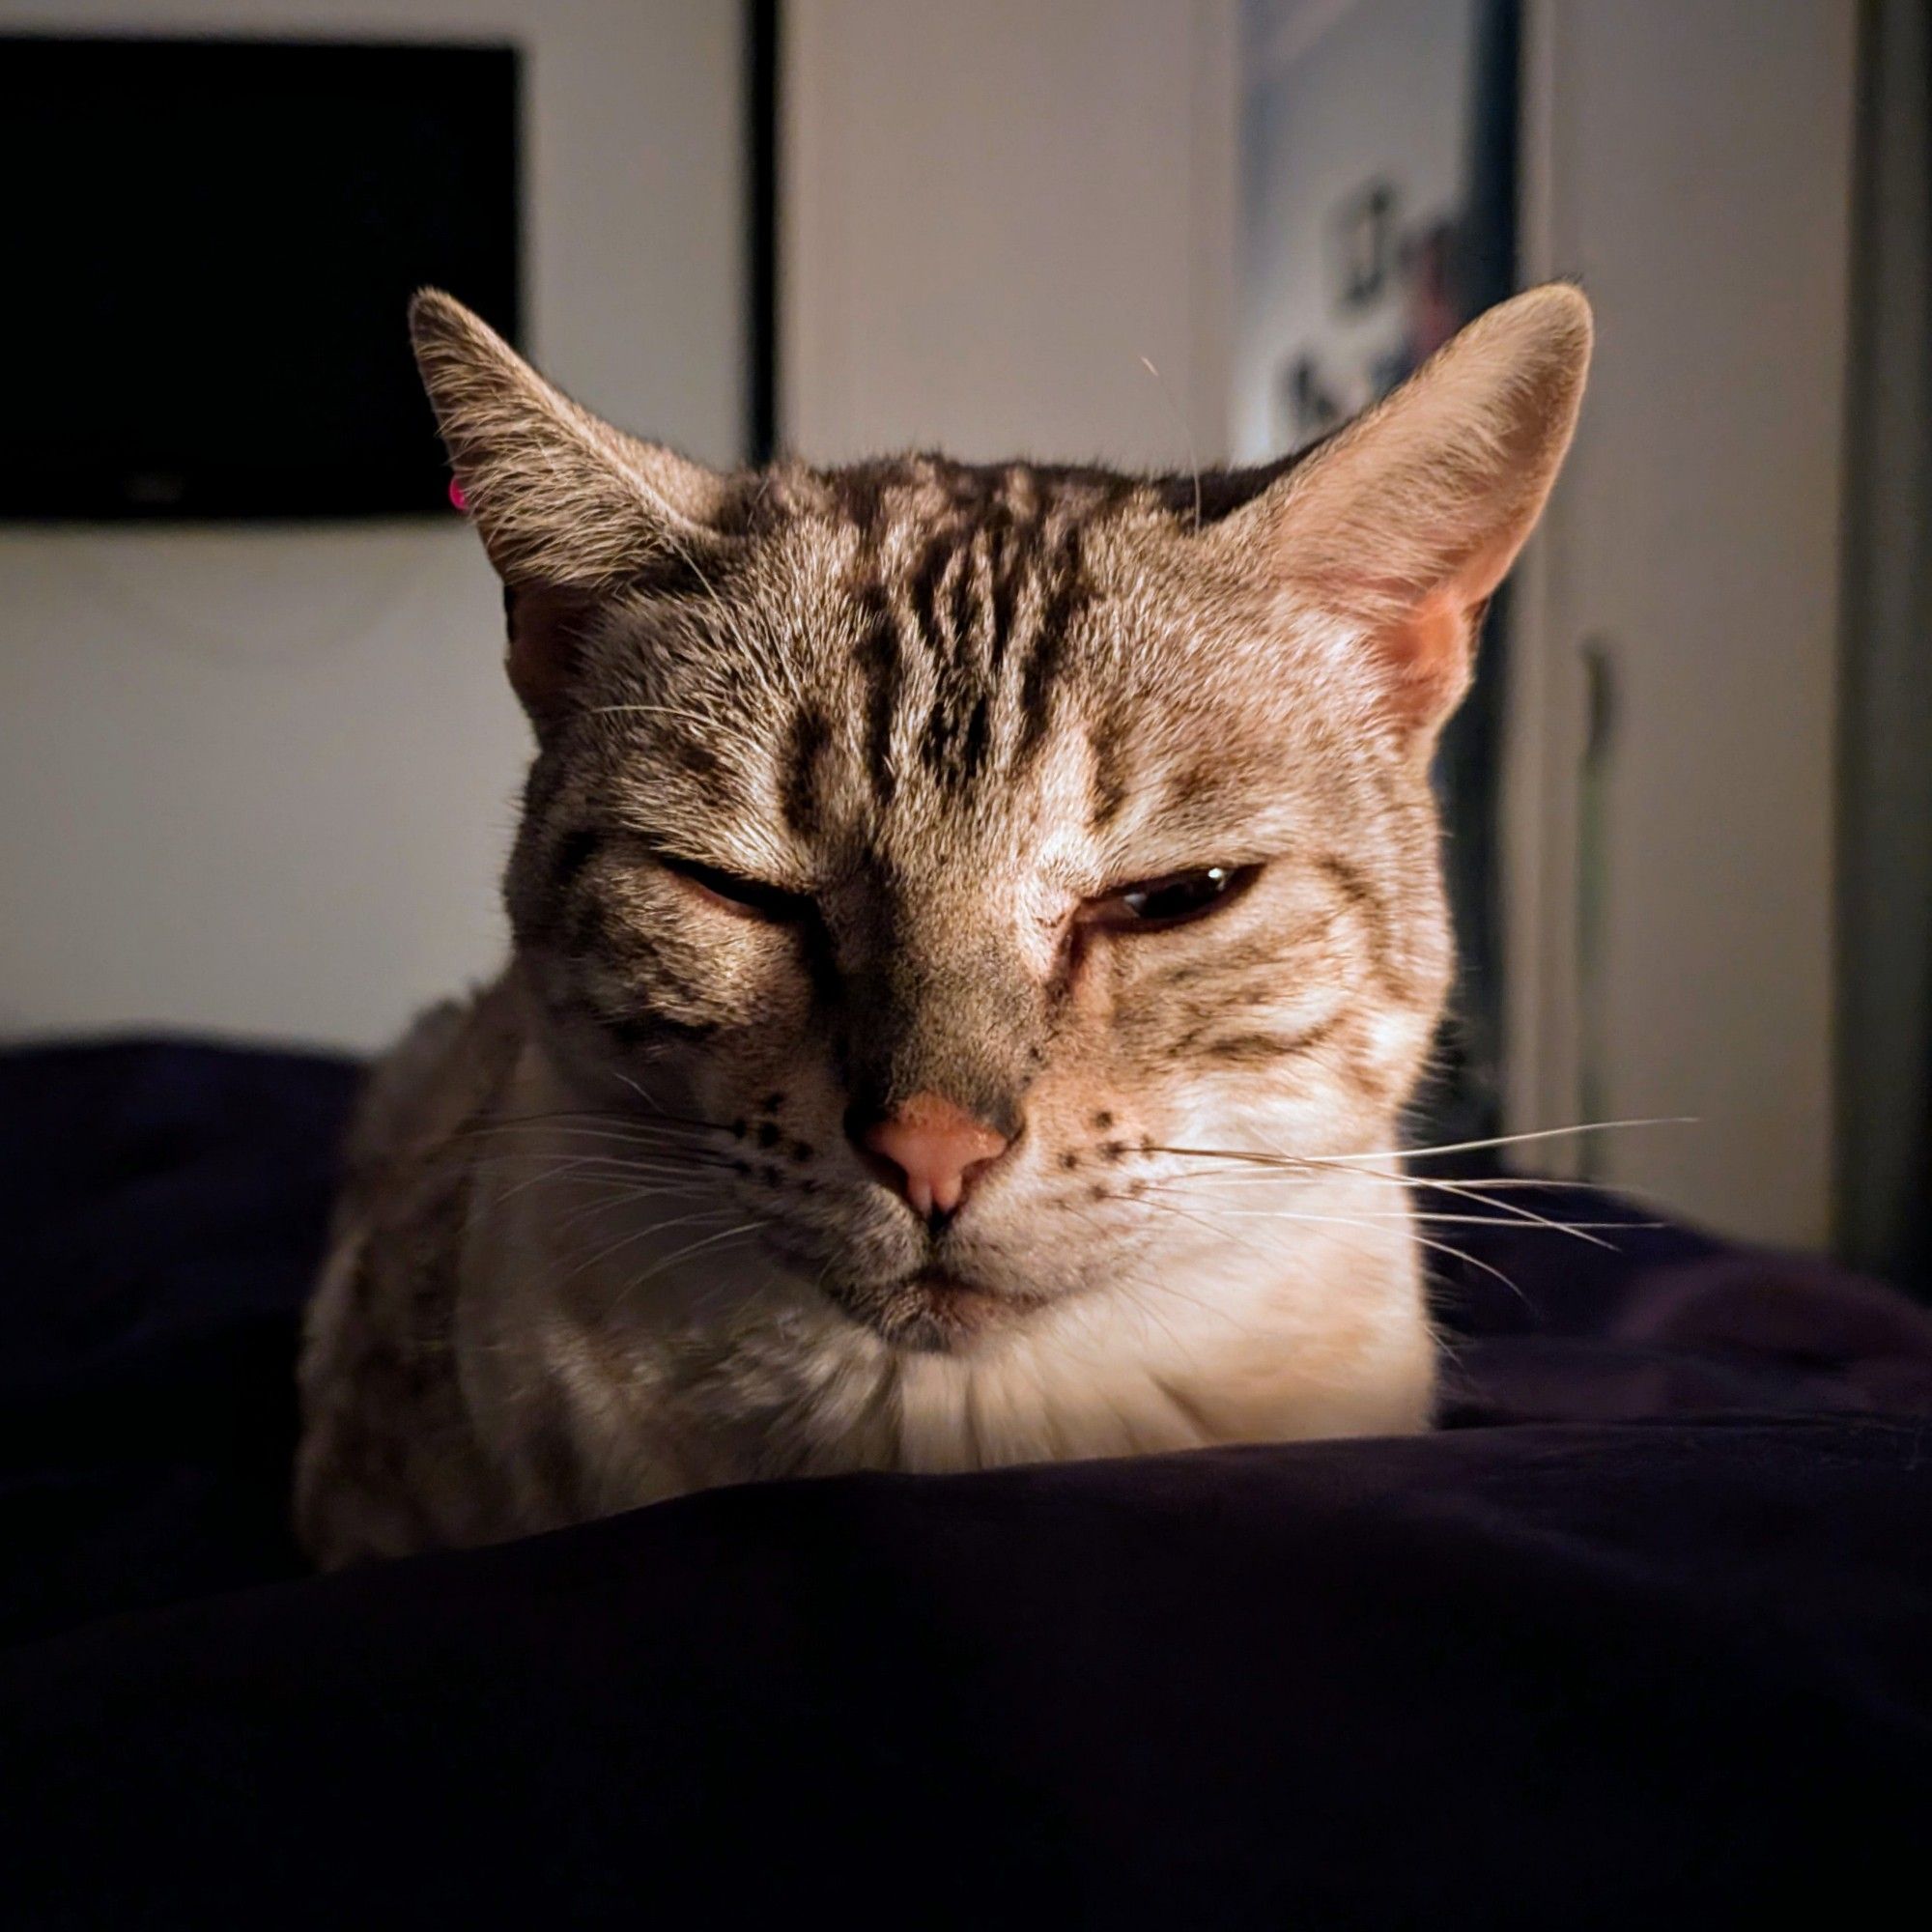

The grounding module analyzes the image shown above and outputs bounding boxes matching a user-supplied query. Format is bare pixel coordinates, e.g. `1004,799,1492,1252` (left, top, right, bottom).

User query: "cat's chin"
832,1267,1049,1354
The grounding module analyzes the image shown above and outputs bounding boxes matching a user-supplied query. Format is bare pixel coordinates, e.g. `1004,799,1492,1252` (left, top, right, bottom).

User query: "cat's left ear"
1208,283,1591,751
409,289,740,724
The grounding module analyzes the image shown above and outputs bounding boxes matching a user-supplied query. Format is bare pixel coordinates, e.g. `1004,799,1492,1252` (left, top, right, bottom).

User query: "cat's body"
295,288,1589,1569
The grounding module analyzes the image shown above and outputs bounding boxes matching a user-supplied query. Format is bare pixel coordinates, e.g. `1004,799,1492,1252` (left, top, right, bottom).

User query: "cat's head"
412,287,1589,1352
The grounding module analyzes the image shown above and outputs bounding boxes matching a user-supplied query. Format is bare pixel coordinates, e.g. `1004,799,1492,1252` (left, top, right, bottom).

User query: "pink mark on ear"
447,477,469,513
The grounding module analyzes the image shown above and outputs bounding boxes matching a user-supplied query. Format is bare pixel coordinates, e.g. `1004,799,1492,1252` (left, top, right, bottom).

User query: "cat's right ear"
1198,283,1590,757
409,289,736,724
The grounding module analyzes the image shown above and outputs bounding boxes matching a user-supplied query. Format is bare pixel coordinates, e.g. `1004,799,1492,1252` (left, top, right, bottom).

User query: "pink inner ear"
504,583,598,725
1376,588,1476,734
1363,526,1520,737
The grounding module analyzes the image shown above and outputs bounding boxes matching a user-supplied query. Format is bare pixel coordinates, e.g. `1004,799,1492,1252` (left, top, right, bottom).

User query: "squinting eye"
1087,864,1260,930
659,854,813,923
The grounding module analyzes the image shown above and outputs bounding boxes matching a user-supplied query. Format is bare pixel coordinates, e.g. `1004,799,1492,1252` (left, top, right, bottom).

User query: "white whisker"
1323,1117,1695,1166
614,1219,771,1304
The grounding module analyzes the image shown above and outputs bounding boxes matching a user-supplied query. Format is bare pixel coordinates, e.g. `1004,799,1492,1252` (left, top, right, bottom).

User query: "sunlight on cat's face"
405,285,1590,1352
500,477,1453,1352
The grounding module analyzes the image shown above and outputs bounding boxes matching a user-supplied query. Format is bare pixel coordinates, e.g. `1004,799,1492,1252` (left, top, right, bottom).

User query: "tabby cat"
295,284,1590,1568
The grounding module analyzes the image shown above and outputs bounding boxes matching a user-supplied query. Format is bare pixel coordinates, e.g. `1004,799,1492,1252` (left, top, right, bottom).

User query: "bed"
3,1038,1929,1926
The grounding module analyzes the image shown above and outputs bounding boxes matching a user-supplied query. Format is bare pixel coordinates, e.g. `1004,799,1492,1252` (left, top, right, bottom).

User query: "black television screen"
2,36,521,521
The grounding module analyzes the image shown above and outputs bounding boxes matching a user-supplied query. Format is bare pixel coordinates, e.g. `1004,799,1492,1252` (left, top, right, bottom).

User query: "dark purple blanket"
2,1039,1929,1927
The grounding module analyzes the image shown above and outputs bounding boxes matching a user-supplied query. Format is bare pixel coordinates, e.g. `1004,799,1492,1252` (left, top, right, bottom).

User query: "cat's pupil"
1122,867,1236,921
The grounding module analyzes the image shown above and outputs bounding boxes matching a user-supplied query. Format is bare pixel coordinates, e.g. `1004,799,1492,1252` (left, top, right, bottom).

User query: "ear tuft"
408,288,732,589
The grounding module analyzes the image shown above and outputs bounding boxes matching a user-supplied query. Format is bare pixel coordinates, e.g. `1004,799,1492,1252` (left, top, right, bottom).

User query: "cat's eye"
1084,864,1260,931
659,854,813,923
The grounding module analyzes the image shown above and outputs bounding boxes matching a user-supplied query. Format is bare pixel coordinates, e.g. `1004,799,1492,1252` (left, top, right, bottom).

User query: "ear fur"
1211,283,1592,746
409,290,737,722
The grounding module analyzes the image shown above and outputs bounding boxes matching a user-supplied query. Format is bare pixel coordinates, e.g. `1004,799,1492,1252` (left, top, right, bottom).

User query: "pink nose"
858,1092,1011,1221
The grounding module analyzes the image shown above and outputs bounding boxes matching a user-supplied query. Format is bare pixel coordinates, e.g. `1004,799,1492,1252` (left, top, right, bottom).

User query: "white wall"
783,0,1236,468
1508,0,1856,1245
0,0,745,1052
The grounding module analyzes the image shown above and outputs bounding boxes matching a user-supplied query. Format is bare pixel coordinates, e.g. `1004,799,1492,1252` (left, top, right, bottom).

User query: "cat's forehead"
798,452,1153,533
581,459,1347,880
761,460,1193,847
775,449,1293,536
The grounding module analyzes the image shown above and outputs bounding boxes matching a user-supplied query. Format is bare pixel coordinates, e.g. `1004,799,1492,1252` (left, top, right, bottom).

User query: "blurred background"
0,0,1922,1283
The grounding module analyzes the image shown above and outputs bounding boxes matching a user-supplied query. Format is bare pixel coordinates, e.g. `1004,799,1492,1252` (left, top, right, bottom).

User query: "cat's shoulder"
338,975,525,1200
